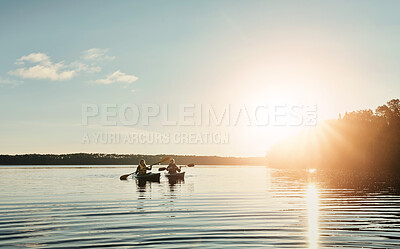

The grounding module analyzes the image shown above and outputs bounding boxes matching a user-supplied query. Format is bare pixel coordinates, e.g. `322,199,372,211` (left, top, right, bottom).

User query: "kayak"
165,172,185,179
134,173,161,181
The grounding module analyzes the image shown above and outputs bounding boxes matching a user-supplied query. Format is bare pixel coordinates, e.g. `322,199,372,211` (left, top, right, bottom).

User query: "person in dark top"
166,159,181,174
135,159,152,175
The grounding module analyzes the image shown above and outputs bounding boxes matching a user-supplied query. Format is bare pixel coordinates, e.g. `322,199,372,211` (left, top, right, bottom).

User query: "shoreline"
0,153,267,166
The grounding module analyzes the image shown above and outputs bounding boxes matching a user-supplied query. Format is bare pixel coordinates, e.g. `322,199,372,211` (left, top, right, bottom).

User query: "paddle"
120,157,170,180
158,164,194,171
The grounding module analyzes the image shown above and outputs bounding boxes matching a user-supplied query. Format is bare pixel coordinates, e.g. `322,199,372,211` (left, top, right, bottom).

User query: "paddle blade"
158,167,166,171
160,157,170,163
151,157,170,166
120,174,131,180
187,163,195,167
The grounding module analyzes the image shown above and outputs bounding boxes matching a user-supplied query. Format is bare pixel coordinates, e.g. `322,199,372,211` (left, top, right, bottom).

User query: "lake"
0,166,399,248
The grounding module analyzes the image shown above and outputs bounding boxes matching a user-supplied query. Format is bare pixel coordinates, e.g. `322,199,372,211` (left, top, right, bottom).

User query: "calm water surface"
0,166,399,248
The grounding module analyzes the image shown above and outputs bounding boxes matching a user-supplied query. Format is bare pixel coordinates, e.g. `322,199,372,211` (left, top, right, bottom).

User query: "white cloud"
15,52,50,65
9,52,100,81
0,77,23,86
69,61,101,73
93,70,138,84
82,48,115,61
8,49,134,84
9,57,76,81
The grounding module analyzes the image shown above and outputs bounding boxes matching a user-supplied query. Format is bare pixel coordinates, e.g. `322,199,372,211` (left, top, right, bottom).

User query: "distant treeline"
269,99,400,172
0,153,266,166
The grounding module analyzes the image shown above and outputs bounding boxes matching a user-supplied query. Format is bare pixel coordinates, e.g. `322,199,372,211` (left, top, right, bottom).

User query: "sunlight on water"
306,183,319,249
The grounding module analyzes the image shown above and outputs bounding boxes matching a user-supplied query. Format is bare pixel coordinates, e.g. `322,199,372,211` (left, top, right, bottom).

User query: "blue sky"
1,0,400,156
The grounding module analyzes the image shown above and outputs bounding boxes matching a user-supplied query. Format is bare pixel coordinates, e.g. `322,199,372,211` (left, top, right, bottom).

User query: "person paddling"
166,159,181,174
135,159,152,176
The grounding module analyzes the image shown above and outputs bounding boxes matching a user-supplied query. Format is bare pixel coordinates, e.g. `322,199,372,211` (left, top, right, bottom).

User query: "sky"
1,0,400,157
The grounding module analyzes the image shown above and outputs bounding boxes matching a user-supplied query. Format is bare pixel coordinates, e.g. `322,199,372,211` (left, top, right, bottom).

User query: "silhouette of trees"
269,99,400,172
0,153,266,166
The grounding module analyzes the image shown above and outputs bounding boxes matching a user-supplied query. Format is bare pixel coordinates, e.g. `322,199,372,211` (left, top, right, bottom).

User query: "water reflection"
168,178,184,186
137,179,147,188
306,184,319,249
135,179,161,199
